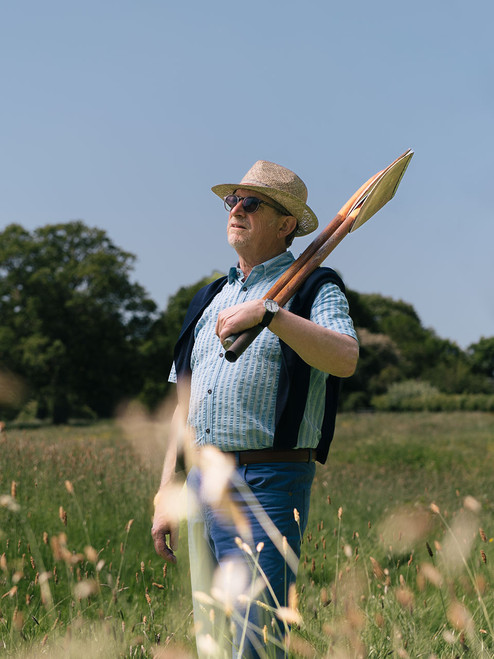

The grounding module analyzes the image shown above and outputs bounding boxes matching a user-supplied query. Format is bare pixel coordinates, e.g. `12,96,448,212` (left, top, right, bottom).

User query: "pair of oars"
223,148,414,363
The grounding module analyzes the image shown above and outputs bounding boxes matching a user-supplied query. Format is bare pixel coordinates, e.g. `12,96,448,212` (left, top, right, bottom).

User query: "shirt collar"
228,251,295,284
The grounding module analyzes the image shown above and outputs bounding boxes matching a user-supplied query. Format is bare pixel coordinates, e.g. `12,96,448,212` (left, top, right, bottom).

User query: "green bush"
372,380,494,412
372,380,439,411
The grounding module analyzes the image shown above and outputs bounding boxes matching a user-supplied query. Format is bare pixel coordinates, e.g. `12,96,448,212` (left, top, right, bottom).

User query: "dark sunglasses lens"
224,195,239,211
242,197,261,213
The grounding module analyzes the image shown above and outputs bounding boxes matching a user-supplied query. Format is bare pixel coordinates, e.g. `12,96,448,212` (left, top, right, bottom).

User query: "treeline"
0,221,493,424
343,291,494,411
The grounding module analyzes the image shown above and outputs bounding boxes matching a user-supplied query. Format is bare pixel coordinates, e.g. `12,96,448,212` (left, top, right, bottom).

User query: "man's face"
226,188,289,258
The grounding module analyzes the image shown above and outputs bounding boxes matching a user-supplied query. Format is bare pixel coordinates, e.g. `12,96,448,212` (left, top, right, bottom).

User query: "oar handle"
224,325,264,362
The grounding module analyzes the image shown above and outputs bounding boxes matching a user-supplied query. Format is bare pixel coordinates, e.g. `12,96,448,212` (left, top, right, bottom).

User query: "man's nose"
230,199,245,216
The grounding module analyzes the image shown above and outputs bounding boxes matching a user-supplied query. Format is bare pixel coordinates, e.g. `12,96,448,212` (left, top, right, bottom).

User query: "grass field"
1,411,493,657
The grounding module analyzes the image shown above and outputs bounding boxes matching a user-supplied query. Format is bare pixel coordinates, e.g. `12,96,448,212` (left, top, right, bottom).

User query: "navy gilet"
173,267,346,464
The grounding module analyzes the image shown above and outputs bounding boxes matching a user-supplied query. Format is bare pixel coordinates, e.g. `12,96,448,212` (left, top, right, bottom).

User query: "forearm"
158,405,182,488
216,298,358,377
269,307,359,377
153,404,184,563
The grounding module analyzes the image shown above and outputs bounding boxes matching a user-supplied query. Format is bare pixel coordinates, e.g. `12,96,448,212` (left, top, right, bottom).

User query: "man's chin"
227,233,248,249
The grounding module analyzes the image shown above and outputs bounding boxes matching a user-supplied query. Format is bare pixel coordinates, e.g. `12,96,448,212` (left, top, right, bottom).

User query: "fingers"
216,300,264,342
169,526,179,552
152,526,178,563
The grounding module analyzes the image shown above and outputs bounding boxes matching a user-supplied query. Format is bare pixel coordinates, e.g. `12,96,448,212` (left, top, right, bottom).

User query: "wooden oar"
224,149,414,362
256,169,383,303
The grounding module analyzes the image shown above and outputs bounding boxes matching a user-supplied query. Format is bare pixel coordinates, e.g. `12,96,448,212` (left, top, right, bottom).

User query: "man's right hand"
151,487,180,563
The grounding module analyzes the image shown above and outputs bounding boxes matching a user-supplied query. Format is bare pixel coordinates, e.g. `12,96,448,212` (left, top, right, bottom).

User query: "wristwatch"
260,299,279,327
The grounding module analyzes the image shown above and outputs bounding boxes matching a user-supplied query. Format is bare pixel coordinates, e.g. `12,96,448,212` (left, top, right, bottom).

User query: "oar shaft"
273,208,359,306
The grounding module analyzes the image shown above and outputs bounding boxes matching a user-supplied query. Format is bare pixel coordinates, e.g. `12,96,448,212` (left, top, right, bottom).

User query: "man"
152,160,359,658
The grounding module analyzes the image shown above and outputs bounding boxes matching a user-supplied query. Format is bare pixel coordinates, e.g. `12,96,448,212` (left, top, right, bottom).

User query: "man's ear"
278,215,298,237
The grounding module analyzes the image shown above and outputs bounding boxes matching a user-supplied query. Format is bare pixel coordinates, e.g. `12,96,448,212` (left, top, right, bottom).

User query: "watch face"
265,299,279,313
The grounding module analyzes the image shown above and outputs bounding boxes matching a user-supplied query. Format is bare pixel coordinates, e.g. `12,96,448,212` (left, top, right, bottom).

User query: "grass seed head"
84,546,98,563
447,601,474,634
463,495,481,513
442,510,477,573
369,557,385,581
199,446,235,506
419,562,443,587
378,506,433,555
0,495,20,513
58,506,67,526
276,606,302,626
196,634,220,657
395,586,414,611
288,583,298,611
210,558,251,612
73,579,99,600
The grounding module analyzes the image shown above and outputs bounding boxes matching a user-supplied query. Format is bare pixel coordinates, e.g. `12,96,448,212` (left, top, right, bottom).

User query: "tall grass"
1,411,493,657
0,421,193,657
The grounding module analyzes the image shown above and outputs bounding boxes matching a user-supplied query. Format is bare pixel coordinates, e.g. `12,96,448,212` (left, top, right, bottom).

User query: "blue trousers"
187,460,315,659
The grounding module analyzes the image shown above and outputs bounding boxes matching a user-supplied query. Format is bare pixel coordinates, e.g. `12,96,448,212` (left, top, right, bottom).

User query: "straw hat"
211,160,318,236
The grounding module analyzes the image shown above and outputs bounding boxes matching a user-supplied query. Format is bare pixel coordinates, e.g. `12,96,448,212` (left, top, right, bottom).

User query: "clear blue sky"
1,0,492,348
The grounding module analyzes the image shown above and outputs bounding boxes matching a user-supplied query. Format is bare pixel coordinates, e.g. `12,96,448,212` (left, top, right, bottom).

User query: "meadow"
1,410,493,658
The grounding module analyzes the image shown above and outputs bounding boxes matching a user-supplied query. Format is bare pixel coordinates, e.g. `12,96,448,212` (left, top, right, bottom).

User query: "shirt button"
207,389,212,394
206,428,210,434
219,352,224,358
242,286,248,292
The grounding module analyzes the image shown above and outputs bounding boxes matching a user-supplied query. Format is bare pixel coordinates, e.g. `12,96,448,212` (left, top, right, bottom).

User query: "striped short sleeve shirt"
169,251,357,451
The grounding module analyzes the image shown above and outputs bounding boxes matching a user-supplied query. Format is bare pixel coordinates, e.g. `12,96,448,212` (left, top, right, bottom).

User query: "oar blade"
349,148,414,232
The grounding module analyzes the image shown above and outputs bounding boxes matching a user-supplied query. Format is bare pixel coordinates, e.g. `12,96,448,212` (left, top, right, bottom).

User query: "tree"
468,337,494,382
343,291,493,407
0,222,157,423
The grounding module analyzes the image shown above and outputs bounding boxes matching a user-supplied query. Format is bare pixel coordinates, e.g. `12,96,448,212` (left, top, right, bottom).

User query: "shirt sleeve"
309,282,358,341
168,362,177,383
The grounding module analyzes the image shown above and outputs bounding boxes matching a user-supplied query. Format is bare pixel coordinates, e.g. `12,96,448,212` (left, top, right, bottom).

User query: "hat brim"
211,183,318,237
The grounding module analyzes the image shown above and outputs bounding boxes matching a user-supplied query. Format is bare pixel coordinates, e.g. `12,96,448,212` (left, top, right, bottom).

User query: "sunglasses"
223,194,287,215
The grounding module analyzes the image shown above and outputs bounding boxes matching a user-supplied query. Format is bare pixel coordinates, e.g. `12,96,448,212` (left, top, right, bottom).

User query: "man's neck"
237,248,287,280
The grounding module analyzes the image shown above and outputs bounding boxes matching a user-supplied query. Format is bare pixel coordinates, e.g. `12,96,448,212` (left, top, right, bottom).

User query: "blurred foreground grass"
1,412,493,657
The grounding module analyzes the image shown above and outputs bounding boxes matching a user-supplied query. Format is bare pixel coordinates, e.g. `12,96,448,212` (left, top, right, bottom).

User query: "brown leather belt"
226,448,315,465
